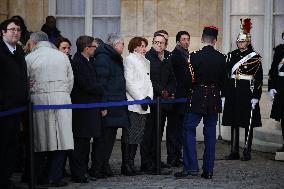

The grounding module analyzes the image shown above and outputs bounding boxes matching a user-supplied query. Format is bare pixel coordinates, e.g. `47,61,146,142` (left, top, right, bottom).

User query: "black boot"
121,143,135,176
225,127,240,160
241,127,253,161
129,144,143,175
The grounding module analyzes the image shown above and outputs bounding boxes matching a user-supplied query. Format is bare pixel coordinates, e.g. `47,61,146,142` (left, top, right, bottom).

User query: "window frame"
48,0,121,36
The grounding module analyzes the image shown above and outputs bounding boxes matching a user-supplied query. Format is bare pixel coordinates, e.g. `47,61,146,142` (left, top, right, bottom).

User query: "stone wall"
121,0,223,55
0,0,48,32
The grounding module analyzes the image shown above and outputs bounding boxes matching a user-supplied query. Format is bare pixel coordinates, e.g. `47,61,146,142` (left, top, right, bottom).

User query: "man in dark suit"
70,35,104,183
174,26,226,179
140,33,176,174
167,31,191,167
0,18,28,189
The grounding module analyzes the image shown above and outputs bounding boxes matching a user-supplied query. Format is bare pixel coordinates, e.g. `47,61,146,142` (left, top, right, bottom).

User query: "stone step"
254,127,283,144
239,138,282,153
275,152,284,161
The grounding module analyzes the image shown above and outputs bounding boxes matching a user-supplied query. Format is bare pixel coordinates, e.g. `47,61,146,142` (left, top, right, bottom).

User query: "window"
223,0,284,83
49,0,121,54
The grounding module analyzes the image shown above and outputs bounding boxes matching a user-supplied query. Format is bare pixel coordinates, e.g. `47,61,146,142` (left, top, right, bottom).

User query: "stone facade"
121,0,223,54
0,0,48,32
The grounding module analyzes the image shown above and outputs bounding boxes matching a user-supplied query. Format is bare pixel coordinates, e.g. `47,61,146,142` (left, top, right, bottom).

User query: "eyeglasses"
153,41,165,45
6,28,22,33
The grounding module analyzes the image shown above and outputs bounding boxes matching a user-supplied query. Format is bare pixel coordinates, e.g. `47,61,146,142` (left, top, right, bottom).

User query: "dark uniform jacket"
0,39,28,111
146,48,176,98
71,52,104,138
268,44,284,121
170,46,191,113
189,45,226,114
222,47,263,128
94,44,129,128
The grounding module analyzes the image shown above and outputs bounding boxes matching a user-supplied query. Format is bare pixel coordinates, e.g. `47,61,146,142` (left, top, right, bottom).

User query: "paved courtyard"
14,140,284,189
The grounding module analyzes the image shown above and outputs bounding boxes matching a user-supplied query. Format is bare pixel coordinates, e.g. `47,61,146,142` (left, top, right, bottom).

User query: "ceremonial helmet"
237,18,252,43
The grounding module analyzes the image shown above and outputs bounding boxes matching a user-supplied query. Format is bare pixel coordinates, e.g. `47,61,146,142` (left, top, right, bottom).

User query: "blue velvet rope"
0,98,189,117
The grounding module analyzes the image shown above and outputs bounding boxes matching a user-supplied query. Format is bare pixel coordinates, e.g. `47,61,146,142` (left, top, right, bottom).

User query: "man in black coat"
70,35,104,183
0,18,28,189
222,21,263,161
174,26,226,179
167,31,191,167
268,30,284,152
140,33,176,173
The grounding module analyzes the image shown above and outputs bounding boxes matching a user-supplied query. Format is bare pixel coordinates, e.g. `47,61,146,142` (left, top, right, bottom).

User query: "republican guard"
222,18,263,161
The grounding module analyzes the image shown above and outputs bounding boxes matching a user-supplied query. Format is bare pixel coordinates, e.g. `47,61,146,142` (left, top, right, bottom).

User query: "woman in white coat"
121,37,153,176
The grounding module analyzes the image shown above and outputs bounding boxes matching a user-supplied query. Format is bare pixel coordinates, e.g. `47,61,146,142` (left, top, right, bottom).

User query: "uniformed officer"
222,18,263,161
268,30,284,152
174,26,226,179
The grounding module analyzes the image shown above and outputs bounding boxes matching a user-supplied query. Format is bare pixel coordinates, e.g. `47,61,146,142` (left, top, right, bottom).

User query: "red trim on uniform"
204,26,219,31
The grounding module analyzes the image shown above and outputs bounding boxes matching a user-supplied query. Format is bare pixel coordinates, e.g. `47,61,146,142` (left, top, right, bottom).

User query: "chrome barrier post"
156,97,161,175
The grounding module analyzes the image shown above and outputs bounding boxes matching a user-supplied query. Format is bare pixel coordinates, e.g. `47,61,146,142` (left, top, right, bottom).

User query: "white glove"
251,98,259,109
221,97,225,109
267,89,277,101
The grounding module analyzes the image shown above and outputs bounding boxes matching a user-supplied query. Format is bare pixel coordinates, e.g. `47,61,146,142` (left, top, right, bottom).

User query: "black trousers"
92,127,118,173
166,111,184,163
0,114,21,188
69,137,91,178
35,150,65,183
140,105,168,169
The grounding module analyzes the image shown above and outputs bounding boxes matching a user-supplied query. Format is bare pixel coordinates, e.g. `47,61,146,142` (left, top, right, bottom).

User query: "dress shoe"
168,159,183,167
102,164,114,177
71,175,89,183
225,152,240,160
174,170,198,179
48,180,68,187
201,171,213,179
161,162,171,168
89,169,107,179
241,152,251,161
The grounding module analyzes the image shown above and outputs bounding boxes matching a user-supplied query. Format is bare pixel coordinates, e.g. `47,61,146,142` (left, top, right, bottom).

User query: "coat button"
147,73,149,75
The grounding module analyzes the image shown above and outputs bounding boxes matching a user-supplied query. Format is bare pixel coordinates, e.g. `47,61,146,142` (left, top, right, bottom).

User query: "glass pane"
93,0,121,15
92,18,120,42
273,15,284,47
274,0,284,12
230,16,264,58
56,0,85,15
231,0,265,14
57,18,85,55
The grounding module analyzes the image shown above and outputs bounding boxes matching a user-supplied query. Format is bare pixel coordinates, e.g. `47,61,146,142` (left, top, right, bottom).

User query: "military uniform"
268,43,284,151
222,47,263,160
175,26,226,179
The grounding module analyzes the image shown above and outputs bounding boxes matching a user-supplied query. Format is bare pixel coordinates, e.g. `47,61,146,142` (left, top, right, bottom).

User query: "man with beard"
167,31,191,167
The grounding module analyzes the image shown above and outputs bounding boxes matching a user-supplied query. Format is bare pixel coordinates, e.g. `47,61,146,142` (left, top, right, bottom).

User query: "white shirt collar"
3,39,17,54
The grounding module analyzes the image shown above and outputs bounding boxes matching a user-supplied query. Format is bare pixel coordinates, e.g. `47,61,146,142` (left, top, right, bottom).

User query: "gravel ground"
13,140,284,189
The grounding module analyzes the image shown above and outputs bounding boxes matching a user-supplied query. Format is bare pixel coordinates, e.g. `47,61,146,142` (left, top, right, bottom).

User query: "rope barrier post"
218,113,222,140
28,98,35,189
156,97,161,175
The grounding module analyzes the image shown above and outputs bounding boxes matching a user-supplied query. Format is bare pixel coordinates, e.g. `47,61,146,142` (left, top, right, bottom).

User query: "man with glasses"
0,18,28,189
140,32,176,174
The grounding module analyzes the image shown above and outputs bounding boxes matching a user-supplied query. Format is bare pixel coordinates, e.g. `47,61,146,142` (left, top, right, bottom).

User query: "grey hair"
30,31,49,42
106,32,123,46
